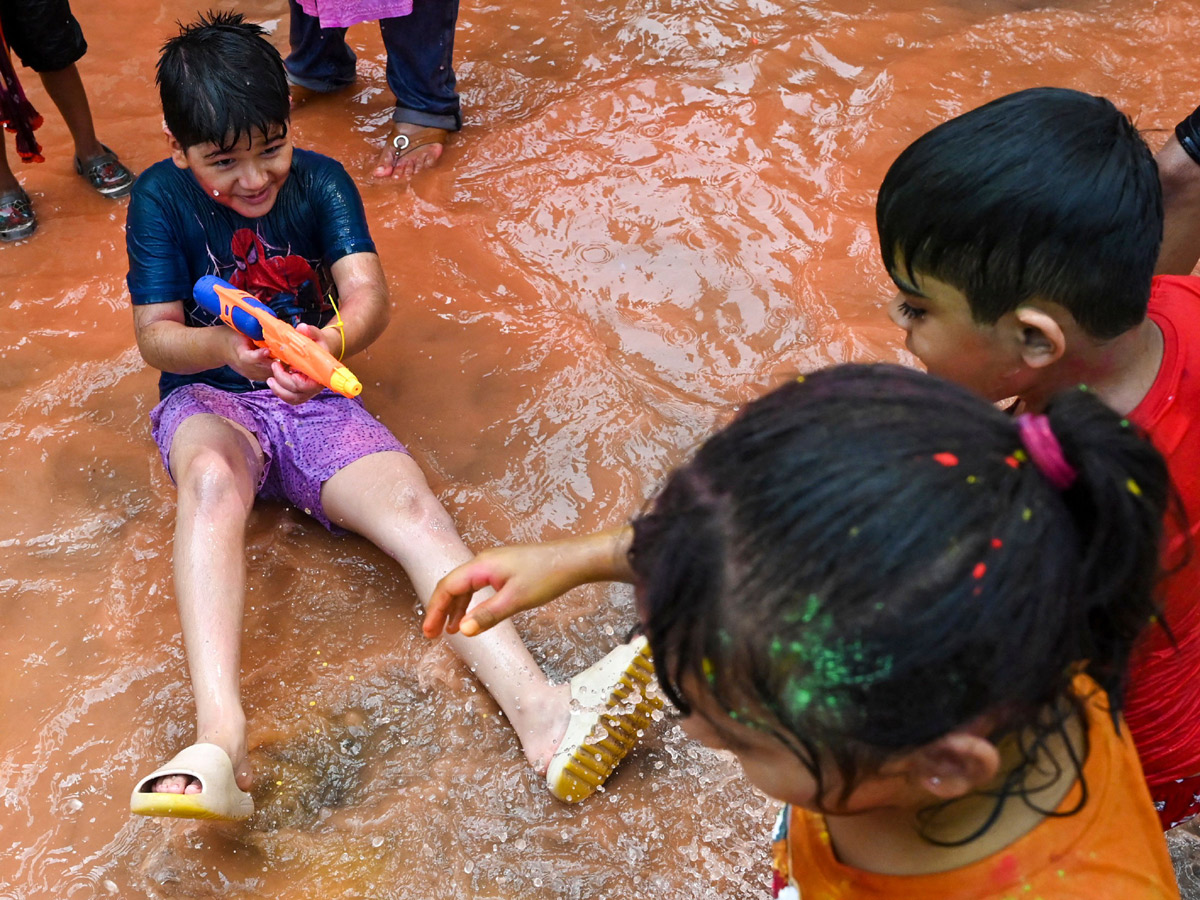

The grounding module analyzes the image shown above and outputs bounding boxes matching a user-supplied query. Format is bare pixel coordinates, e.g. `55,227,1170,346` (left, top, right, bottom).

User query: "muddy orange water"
2,0,1198,898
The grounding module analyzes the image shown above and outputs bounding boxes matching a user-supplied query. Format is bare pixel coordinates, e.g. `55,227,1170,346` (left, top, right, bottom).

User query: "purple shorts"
150,384,408,531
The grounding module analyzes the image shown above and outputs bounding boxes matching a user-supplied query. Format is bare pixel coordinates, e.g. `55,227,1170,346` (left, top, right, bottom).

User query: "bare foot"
513,681,572,774
152,773,202,794
373,122,449,179
152,738,250,793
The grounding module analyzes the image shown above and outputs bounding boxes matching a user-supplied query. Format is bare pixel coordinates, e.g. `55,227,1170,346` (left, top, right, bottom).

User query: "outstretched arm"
423,526,635,637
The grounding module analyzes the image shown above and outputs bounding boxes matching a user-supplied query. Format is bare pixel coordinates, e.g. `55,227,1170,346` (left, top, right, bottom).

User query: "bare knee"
176,448,256,522
321,453,463,545
385,481,456,536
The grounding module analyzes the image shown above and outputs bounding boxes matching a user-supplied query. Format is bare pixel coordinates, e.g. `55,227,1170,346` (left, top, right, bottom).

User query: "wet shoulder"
1139,276,1200,464
285,149,358,204
130,158,192,202
280,148,375,261
127,158,210,231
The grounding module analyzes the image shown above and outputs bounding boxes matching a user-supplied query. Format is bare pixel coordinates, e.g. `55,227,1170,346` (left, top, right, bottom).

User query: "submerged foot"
373,122,448,179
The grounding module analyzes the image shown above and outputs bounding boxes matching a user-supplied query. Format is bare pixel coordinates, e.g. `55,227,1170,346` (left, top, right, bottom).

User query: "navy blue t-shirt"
126,148,376,399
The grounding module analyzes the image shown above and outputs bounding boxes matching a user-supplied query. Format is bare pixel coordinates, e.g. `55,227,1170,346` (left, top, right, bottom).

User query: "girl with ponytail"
427,363,1179,897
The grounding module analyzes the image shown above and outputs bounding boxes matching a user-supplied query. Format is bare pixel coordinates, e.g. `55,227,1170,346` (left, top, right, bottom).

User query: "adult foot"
373,122,448,179
284,67,355,95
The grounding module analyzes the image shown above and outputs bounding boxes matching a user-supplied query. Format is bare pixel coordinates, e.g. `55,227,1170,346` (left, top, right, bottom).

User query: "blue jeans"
284,0,461,132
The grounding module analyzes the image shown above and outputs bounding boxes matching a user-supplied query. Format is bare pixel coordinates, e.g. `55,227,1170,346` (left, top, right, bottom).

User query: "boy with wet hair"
125,11,656,822
877,85,1200,830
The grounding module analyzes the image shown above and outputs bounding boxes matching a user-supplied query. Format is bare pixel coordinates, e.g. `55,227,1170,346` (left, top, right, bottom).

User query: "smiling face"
886,268,1031,404
170,125,293,218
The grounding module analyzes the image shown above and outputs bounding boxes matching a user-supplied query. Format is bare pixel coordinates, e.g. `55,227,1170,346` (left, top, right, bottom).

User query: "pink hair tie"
1016,414,1077,490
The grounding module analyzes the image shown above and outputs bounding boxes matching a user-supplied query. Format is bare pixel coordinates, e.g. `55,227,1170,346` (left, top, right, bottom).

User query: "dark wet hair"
157,11,290,152
877,87,1162,340
631,363,1167,838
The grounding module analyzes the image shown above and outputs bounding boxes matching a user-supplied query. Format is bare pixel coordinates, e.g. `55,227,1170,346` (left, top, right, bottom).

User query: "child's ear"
908,732,1001,800
165,127,190,170
1013,307,1066,369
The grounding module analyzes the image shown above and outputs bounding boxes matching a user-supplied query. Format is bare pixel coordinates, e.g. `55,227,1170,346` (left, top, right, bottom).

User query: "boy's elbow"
361,288,390,338
133,328,166,370
130,314,154,364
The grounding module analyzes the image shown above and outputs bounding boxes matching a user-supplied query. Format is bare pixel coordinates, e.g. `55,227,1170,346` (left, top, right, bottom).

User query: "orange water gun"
193,275,362,398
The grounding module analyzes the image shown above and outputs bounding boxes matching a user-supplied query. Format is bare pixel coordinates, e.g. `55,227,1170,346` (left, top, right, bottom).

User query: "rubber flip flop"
74,144,134,198
546,635,663,803
130,742,254,821
0,188,36,241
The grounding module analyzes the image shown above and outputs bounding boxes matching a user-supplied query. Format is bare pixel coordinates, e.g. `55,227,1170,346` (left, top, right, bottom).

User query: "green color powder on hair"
802,594,821,623
781,593,822,625
775,610,896,719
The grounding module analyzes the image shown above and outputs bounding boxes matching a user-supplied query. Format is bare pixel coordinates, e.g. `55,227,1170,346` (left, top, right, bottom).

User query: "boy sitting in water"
875,86,1200,830
124,11,657,821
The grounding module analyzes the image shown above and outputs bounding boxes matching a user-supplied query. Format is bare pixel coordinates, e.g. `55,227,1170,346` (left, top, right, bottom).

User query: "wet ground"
1170,822,1200,898
3,0,1200,897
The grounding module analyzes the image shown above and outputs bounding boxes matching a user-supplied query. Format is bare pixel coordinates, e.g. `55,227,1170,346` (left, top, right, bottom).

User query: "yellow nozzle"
331,367,363,398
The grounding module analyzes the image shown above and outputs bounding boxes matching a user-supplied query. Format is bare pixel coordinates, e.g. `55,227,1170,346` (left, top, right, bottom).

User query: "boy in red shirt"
877,86,1200,829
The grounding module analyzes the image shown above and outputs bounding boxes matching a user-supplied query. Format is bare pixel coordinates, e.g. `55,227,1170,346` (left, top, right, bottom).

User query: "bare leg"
152,414,264,793
1157,134,1200,276
36,64,103,161
0,137,18,193
321,452,571,770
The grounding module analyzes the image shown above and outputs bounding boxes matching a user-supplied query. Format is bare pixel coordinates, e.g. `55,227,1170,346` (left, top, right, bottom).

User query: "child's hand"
266,323,334,406
225,331,275,382
423,543,588,638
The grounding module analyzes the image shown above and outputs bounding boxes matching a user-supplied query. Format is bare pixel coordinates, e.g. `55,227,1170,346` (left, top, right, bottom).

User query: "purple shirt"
296,0,413,27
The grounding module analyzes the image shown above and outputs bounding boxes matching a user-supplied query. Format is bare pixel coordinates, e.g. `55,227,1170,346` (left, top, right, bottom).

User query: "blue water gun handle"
193,275,275,342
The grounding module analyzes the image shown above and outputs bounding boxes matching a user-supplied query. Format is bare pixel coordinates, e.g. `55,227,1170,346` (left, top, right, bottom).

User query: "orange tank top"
770,681,1178,898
